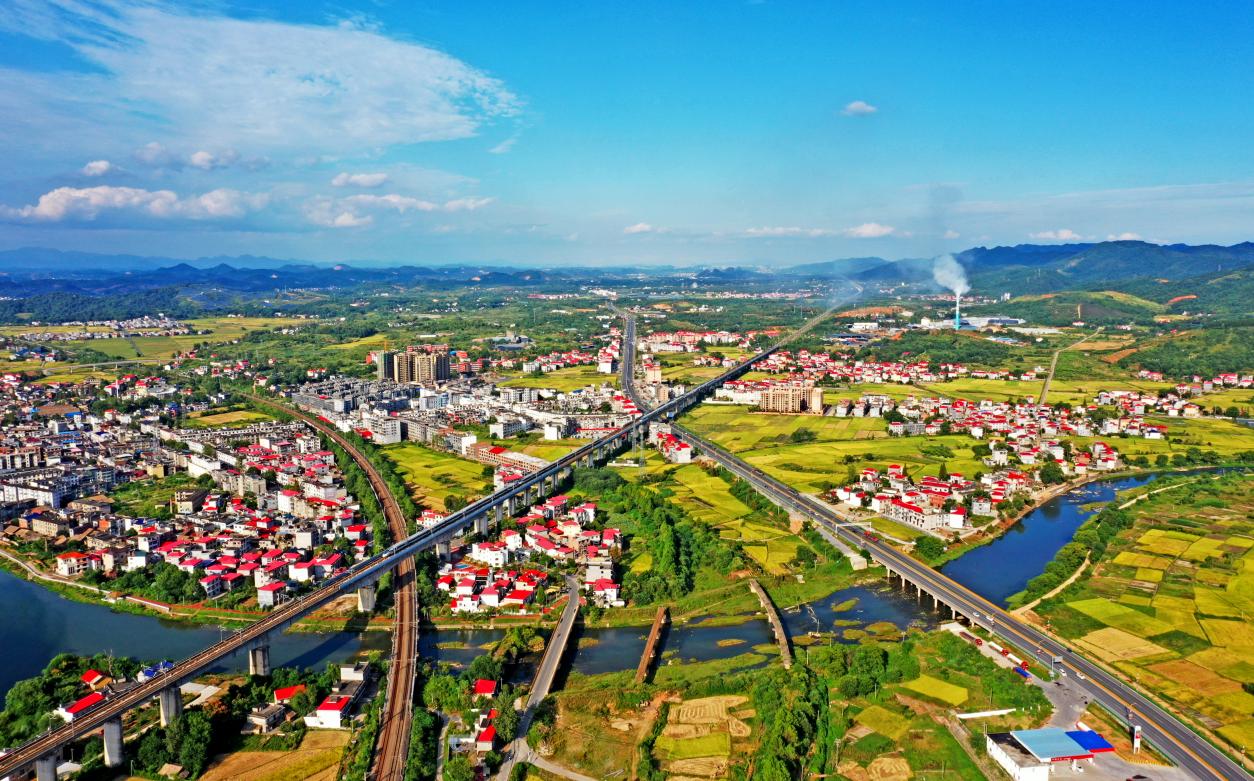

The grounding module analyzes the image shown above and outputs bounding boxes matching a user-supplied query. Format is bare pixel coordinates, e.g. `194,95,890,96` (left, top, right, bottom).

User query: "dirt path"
1039,327,1102,405
1012,555,1089,615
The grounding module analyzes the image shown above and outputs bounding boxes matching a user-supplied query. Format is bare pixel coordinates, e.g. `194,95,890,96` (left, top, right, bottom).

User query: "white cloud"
0,2,522,163
345,194,438,213
841,100,878,116
489,137,517,154
306,192,494,227
134,142,175,166
943,229,960,239
1106,232,1142,241
332,172,390,188
623,222,655,234
188,149,239,170
331,212,373,228
1,185,267,222
740,222,894,239
744,226,836,238
842,222,895,238
80,160,112,177
443,196,495,212
1028,228,1084,241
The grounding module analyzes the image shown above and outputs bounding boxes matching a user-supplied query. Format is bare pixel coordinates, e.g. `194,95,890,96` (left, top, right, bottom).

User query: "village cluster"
435,493,625,613
15,316,194,343
0,397,370,610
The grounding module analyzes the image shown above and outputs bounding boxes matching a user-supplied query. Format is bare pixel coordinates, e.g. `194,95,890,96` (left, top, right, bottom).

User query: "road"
0,303,834,780
1038,327,1102,405
496,576,582,780
618,309,1248,781
0,547,107,595
678,426,1250,781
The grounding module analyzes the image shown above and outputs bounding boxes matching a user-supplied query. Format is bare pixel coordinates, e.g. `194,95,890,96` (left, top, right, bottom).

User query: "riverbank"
0,546,395,634
927,463,1249,568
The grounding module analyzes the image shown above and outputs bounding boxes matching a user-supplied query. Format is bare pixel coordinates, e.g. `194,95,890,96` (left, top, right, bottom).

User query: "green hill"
973,291,1165,326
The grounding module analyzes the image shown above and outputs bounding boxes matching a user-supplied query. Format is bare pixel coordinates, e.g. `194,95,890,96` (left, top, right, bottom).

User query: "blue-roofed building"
1066,729,1115,754
986,727,1113,780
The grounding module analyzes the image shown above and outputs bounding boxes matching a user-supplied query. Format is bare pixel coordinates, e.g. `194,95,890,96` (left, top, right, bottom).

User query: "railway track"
248,397,419,781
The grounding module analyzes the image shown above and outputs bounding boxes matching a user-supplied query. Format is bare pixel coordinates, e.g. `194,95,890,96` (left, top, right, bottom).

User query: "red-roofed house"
472,679,498,699
273,684,306,703
57,691,106,722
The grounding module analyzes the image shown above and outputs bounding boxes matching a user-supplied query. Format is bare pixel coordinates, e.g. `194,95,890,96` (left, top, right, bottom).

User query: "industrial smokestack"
954,294,961,329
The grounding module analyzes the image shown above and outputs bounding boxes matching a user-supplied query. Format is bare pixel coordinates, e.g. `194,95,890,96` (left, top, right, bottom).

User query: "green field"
1037,473,1254,754
902,675,969,705
854,704,910,740
183,409,275,429
33,369,118,384
380,443,493,506
500,364,618,391
684,404,887,451
614,454,807,574
47,316,297,360
683,404,987,495
653,732,732,760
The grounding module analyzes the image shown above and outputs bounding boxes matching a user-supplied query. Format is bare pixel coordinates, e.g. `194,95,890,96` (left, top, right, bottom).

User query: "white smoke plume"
931,254,969,297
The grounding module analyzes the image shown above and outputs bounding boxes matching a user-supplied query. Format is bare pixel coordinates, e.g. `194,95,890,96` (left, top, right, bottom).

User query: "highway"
0,306,835,780
618,309,1250,781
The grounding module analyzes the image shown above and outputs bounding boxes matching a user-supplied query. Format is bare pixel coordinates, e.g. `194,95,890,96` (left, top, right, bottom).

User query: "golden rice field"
1038,473,1254,752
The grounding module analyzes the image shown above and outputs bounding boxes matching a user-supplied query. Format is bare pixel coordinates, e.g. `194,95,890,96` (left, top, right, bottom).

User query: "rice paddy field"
1035,473,1254,752
182,409,276,428
47,316,296,360
32,369,118,384
499,363,618,391
379,442,494,506
683,404,987,493
614,452,808,574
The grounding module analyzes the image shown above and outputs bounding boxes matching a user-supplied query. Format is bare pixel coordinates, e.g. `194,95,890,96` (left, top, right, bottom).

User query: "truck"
1014,667,1032,680
958,631,983,647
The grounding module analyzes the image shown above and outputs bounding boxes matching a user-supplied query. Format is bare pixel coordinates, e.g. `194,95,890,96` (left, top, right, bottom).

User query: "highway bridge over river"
616,310,1250,781
0,307,834,781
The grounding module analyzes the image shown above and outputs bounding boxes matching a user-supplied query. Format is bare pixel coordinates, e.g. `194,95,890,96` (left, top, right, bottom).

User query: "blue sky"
0,0,1251,266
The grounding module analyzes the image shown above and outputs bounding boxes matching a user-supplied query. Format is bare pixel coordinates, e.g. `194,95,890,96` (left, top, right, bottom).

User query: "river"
0,567,389,700
939,469,1236,604
0,471,1210,702
0,566,932,702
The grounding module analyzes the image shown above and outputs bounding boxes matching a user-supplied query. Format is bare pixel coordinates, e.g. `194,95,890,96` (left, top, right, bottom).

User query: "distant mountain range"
2,240,1254,299
783,240,1254,295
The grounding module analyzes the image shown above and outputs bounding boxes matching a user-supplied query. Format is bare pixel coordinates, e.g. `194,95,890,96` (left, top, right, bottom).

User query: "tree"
789,428,817,443
1038,461,1066,485
444,494,468,513
177,710,213,777
137,729,169,771
444,755,475,781
913,536,945,561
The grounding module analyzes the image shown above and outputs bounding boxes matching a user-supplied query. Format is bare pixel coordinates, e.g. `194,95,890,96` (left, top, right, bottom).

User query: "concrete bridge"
747,579,792,669
635,606,670,683
0,308,839,781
